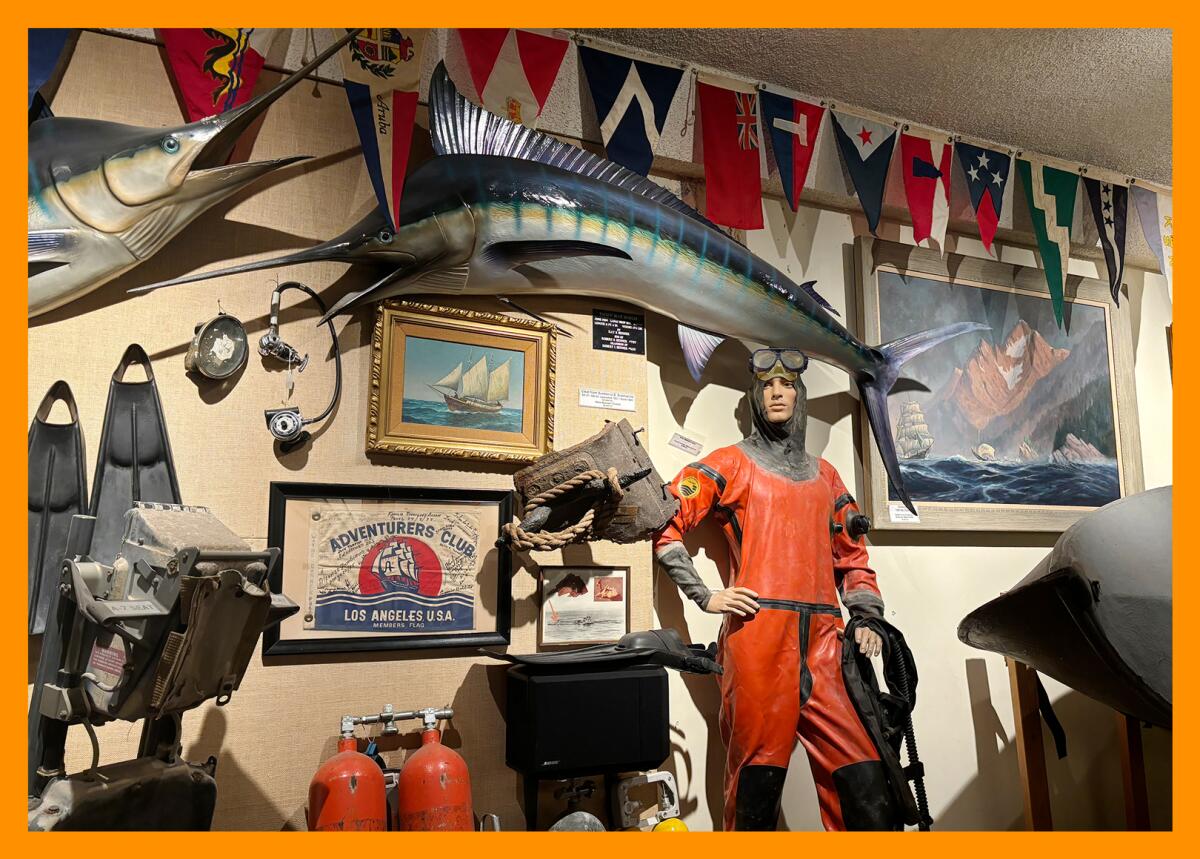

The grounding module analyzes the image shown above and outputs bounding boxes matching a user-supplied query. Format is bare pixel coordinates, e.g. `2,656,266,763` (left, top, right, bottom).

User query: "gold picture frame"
368,301,555,462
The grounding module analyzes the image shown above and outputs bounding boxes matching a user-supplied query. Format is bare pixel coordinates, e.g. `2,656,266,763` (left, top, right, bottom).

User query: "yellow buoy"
653,818,688,832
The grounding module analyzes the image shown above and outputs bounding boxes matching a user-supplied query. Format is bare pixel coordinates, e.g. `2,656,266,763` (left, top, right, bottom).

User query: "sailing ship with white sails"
429,354,511,414
895,400,934,460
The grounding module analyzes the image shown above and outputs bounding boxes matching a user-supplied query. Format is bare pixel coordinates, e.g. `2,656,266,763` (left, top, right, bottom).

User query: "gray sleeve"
654,542,712,611
842,590,884,618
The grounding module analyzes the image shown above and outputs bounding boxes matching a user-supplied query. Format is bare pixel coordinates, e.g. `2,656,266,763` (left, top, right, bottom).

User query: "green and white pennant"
1017,159,1078,326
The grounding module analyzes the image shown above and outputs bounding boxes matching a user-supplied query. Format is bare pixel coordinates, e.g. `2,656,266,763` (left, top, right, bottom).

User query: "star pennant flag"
1017,160,1078,327
831,112,897,234
159,29,284,122
457,28,569,127
29,29,76,123
1131,185,1173,298
1083,178,1128,305
577,45,684,176
759,90,825,211
340,28,428,232
899,133,953,250
956,143,1011,255
697,79,764,230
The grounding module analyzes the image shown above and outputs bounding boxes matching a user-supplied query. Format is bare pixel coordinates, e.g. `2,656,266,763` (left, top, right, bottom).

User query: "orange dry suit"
654,378,897,831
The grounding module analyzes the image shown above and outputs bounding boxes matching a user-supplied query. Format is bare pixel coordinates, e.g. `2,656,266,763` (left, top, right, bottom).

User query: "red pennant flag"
159,28,282,122
697,80,763,230
456,28,568,127
899,133,953,249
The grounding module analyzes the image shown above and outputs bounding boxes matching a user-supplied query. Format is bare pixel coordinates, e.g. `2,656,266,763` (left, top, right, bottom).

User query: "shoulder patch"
679,475,701,498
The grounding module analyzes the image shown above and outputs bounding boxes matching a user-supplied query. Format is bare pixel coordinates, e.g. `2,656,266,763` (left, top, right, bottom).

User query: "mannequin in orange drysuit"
654,352,896,831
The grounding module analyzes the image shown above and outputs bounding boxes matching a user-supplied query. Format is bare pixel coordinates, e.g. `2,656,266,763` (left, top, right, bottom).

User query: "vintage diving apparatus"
27,503,298,830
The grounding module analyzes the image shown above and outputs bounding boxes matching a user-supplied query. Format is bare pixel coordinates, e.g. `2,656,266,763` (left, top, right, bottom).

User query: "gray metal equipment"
28,503,298,830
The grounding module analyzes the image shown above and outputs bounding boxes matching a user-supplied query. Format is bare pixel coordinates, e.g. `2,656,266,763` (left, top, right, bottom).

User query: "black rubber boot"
734,765,787,831
832,760,900,830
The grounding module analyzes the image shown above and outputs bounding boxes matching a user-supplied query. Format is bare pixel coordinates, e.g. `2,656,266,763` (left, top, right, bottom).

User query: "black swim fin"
28,381,86,635
88,345,181,565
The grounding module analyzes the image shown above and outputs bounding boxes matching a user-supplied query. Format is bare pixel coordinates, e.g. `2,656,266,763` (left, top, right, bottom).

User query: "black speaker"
505,665,669,778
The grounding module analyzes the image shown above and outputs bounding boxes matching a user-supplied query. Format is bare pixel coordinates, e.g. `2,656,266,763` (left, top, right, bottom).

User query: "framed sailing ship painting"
368,301,556,462
855,238,1143,532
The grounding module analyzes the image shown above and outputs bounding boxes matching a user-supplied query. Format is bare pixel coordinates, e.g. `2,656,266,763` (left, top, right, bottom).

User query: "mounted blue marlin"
134,61,984,512
27,29,361,318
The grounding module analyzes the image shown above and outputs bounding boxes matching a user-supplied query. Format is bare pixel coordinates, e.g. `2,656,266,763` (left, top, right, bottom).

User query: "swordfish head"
128,206,420,294
28,28,361,318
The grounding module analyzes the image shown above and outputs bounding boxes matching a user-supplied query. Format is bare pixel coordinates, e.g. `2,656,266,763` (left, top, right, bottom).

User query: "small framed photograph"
367,301,556,463
263,482,513,657
537,566,631,648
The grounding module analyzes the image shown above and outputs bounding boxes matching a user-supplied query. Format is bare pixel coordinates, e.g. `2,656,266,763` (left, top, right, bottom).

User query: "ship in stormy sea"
887,319,1121,508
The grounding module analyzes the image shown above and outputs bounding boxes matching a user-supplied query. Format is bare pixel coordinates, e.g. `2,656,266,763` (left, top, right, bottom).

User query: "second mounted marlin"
27,29,361,318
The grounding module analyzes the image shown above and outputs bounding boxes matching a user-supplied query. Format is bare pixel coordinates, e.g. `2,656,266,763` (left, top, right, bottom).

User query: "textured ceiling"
582,28,1172,186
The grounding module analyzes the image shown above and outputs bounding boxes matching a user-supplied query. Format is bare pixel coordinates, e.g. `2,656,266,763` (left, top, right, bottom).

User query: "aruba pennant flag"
899,133,953,250
697,79,764,230
955,143,1011,255
1083,178,1128,305
29,29,75,122
577,44,684,176
831,111,896,234
1018,159,1077,327
759,90,825,211
340,28,428,233
458,28,568,128
160,29,283,122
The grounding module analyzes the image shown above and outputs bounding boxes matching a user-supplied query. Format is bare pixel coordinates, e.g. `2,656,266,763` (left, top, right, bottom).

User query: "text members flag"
340,29,428,233
1131,185,1173,298
697,79,764,230
831,111,897,235
759,90,825,211
899,133,953,250
577,44,684,176
955,143,1011,256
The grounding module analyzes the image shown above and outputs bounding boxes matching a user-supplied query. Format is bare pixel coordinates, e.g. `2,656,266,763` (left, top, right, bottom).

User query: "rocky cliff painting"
879,270,1122,508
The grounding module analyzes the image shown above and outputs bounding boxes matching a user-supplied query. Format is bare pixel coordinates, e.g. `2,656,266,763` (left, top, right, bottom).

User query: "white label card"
889,503,921,524
579,388,636,412
667,432,704,457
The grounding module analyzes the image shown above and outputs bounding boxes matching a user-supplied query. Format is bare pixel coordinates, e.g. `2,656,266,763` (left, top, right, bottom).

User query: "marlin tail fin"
860,322,988,515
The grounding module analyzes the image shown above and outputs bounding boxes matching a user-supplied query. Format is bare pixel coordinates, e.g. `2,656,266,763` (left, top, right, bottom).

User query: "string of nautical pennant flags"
31,27,1172,326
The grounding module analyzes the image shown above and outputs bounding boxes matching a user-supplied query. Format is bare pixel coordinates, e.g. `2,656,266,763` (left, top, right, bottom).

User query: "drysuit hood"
737,373,816,481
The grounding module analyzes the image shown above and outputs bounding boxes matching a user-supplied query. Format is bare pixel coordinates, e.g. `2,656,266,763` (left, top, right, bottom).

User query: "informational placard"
888,503,920,524
592,309,646,354
667,432,704,458
305,507,480,633
579,388,636,412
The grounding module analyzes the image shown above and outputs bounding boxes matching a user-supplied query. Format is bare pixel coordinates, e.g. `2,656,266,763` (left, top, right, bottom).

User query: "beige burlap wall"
29,31,653,830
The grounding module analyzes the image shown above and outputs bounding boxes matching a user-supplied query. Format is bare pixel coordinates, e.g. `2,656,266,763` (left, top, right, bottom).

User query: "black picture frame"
262,481,513,657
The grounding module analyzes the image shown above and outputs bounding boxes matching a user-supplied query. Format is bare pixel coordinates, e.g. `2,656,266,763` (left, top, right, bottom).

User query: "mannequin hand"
854,626,882,658
705,587,760,617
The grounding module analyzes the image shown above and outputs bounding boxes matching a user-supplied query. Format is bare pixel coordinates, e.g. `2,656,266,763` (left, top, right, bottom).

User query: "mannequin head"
761,377,798,423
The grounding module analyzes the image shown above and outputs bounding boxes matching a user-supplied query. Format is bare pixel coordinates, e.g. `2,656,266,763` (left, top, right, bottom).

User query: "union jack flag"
735,92,759,151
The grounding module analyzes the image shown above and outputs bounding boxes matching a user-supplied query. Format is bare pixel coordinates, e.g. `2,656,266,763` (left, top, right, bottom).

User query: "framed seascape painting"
262,482,513,656
368,301,555,462
855,238,1143,532
537,566,631,648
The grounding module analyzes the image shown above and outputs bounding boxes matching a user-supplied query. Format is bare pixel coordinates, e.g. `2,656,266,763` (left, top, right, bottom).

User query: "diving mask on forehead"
750,348,809,381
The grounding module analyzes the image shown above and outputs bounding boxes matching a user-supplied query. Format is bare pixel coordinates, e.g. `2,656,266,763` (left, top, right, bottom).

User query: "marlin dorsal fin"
428,62,742,245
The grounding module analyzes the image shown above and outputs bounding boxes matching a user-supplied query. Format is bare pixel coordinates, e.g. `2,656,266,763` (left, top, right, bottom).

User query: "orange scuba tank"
396,708,474,831
307,730,387,831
